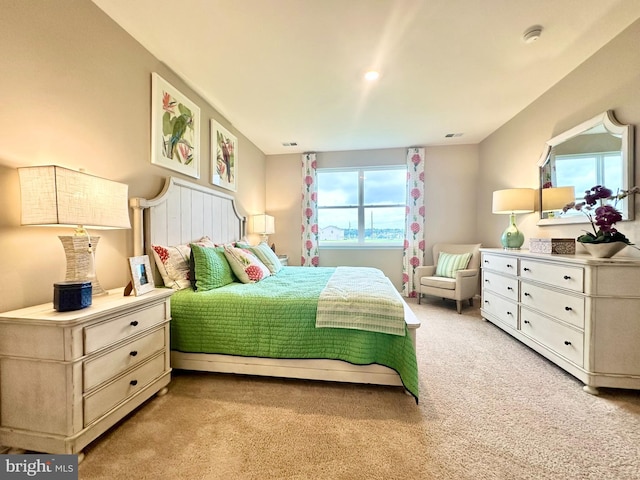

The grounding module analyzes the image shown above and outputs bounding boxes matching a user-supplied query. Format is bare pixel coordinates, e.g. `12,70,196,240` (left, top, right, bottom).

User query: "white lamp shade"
492,188,535,214
18,166,131,229
251,214,275,235
541,186,576,211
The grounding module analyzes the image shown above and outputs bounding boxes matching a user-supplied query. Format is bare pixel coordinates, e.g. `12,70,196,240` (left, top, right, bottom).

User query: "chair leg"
418,293,421,304
456,300,462,314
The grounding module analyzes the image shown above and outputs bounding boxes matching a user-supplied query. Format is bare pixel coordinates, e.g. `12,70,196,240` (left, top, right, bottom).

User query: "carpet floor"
79,297,640,479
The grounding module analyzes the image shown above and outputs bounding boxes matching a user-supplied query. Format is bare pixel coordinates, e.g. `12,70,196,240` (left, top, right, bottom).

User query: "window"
317,166,407,246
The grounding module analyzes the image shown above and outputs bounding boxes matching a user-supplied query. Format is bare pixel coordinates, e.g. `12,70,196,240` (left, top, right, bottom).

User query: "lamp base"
500,213,525,250
59,236,106,296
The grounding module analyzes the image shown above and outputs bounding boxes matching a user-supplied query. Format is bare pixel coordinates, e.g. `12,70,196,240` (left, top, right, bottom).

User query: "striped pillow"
435,252,473,278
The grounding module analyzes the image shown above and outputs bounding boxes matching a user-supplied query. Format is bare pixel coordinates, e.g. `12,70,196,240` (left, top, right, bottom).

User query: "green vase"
501,213,524,250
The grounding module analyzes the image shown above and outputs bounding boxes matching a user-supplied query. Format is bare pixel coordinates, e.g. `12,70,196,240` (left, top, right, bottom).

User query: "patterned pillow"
223,245,271,283
151,236,216,290
237,242,283,274
435,252,473,278
190,244,236,291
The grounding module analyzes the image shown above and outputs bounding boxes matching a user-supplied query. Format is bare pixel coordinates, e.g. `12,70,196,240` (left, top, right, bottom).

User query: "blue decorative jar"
53,281,92,312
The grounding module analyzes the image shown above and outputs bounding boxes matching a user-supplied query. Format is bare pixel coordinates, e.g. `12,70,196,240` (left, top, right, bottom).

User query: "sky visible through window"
317,167,406,244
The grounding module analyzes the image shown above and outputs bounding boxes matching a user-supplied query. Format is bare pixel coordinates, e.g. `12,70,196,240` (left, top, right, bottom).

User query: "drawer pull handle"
523,267,530,272
130,380,138,386
564,341,572,346
524,292,531,297
130,351,138,357
523,320,530,324
563,275,571,280
485,279,489,283
130,321,139,327
507,286,513,291
506,311,513,316
484,300,489,304
484,260,489,263
506,264,513,268
564,306,572,311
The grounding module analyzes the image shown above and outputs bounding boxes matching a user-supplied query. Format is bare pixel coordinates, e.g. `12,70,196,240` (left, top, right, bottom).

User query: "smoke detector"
523,25,543,44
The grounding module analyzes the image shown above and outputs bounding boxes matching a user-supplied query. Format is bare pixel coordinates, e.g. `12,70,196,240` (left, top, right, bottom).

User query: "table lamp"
541,186,576,218
250,214,275,243
18,166,131,295
492,188,535,249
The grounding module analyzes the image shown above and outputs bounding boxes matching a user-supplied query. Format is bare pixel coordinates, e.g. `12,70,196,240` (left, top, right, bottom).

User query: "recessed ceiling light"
364,71,380,81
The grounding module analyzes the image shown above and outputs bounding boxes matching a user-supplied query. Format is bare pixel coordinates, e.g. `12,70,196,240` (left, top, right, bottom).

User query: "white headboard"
130,176,245,264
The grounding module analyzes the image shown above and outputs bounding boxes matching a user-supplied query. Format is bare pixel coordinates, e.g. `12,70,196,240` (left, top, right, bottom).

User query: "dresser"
480,248,640,394
0,288,173,461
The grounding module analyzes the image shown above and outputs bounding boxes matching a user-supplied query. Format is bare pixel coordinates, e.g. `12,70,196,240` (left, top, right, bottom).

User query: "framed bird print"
151,72,200,178
211,119,238,192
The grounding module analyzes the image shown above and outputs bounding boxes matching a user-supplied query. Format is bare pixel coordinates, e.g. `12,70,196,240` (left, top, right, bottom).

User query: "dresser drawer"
84,302,167,354
482,290,518,329
83,328,166,392
520,307,584,367
84,353,166,426
520,259,584,293
520,282,585,329
482,253,518,276
482,270,518,301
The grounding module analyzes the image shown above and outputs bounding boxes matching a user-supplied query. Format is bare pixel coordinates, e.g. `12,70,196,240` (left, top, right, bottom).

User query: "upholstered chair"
414,243,482,313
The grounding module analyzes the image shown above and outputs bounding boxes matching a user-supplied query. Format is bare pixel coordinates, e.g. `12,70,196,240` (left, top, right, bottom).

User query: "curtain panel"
402,147,425,297
301,153,319,266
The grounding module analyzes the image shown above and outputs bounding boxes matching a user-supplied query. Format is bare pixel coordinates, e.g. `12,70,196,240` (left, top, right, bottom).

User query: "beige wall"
0,0,266,312
478,18,640,255
266,145,480,288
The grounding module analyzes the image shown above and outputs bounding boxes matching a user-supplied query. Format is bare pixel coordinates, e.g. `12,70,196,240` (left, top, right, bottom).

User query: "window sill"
319,245,403,250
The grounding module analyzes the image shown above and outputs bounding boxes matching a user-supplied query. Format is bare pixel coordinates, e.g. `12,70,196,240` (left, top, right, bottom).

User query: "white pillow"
151,236,216,290
223,245,271,283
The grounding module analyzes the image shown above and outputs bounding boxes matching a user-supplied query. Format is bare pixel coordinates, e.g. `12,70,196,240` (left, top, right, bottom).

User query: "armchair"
414,243,481,313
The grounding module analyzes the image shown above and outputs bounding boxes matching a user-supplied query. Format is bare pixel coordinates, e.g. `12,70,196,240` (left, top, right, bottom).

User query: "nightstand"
0,287,173,461
278,255,289,266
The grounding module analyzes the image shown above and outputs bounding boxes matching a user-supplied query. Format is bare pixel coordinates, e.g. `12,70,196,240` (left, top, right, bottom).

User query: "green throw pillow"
435,252,472,278
190,244,236,291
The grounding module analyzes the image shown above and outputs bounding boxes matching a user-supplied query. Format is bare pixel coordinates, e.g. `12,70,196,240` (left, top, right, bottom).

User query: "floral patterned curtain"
301,153,319,266
402,147,425,297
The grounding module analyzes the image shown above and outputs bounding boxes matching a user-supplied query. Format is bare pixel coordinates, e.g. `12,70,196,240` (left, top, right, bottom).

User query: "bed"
130,176,420,399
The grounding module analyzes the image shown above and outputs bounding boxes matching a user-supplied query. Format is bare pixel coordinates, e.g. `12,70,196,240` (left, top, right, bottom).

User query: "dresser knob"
485,279,489,282
523,267,530,272
507,286,513,291
130,380,138,386
565,306,572,311
524,292,531,297
130,351,138,357
563,275,571,280
524,320,530,324
564,341,572,346
484,300,489,304
484,259,489,263
130,321,139,327
507,264,513,268
507,311,513,316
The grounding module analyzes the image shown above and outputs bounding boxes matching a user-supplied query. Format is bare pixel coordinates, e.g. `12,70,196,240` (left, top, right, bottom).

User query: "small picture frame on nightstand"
127,255,155,296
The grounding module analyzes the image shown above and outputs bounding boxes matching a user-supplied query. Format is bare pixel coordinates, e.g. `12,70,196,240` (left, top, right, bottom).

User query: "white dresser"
0,288,173,460
480,248,640,394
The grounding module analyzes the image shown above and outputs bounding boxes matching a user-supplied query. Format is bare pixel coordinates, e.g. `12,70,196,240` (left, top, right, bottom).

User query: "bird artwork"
161,93,194,164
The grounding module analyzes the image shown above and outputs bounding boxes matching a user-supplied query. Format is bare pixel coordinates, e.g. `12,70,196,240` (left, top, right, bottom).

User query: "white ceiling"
92,0,640,155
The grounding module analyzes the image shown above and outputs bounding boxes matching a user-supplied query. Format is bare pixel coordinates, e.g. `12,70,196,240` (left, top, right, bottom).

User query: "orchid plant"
563,185,640,244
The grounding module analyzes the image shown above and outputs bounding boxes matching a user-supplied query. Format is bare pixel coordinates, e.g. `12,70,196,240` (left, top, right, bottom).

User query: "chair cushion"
420,276,456,290
435,252,473,278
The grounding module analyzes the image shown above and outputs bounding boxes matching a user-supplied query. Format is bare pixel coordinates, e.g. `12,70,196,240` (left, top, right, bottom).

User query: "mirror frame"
537,110,634,226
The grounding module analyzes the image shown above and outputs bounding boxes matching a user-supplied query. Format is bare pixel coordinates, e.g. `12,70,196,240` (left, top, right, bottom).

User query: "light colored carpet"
79,297,640,479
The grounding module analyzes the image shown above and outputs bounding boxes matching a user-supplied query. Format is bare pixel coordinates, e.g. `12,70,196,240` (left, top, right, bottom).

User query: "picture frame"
211,119,238,192
151,72,201,179
128,255,155,296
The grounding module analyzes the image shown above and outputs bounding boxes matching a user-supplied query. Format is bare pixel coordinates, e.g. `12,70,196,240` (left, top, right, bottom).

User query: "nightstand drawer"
84,353,165,426
84,302,167,354
83,328,166,391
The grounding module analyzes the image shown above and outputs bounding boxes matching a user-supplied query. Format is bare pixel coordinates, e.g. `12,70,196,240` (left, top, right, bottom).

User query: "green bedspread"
170,266,419,400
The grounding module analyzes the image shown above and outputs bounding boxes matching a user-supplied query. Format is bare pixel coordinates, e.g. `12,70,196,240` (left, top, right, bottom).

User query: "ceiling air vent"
445,133,464,138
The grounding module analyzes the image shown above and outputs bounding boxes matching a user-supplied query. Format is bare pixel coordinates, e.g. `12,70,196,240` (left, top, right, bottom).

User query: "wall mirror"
537,110,634,226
